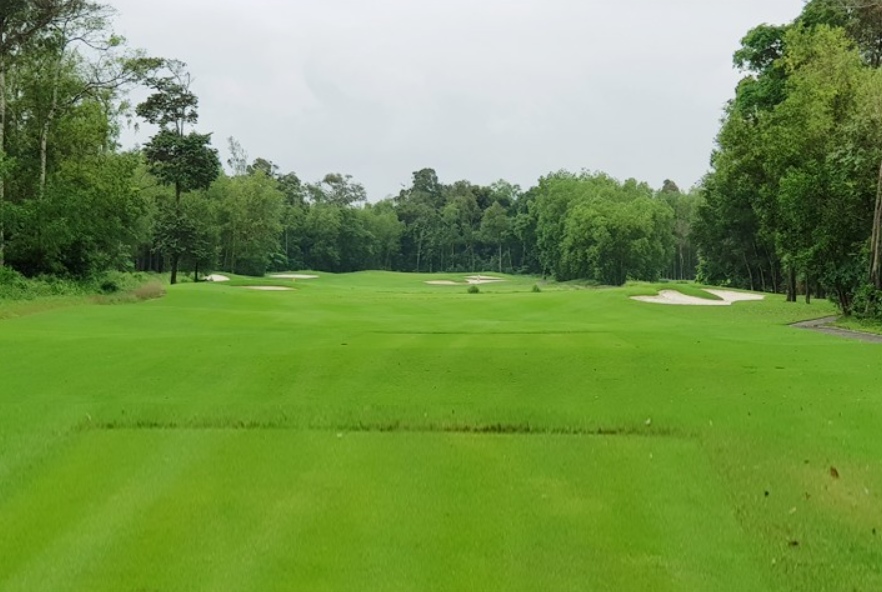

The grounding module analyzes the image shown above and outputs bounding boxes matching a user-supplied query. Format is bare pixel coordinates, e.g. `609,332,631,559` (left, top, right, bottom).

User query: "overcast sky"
107,0,804,199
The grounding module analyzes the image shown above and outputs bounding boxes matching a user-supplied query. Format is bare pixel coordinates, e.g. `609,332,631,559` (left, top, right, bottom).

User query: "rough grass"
0,272,878,592
626,281,725,300
92,281,166,305
833,316,882,336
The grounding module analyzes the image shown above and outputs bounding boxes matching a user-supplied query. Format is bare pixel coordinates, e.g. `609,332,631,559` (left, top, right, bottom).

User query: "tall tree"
481,201,510,273
137,60,219,284
0,0,90,266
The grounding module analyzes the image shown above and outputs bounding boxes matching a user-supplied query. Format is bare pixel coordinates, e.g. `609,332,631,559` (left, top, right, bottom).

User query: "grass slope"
0,272,878,591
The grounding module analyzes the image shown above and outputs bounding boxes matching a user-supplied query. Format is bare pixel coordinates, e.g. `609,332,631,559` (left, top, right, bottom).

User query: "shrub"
853,285,882,320
467,285,480,294
100,280,120,294
532,284,542,293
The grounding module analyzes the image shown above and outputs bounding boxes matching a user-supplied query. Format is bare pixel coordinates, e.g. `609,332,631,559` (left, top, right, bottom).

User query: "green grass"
833,316,882,336
0,272,879,591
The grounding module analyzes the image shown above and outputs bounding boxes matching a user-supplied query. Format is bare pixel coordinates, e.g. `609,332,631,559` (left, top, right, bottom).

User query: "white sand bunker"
205,274,230,282
270,274,319,280
425,275,507,286
633,289,765,306
467,275,504,285
245,286,294,291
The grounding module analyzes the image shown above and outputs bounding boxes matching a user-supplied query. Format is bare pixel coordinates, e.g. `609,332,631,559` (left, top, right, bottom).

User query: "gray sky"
108,0,804,199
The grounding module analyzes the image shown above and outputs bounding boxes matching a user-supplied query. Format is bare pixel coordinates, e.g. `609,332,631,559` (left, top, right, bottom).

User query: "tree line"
137,159,701,286
695,0,882,318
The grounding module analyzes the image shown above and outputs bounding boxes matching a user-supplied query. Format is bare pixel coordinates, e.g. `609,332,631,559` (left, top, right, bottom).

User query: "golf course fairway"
0,272,879,591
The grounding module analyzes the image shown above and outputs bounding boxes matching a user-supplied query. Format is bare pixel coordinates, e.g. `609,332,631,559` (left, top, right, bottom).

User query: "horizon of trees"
7,0,882,319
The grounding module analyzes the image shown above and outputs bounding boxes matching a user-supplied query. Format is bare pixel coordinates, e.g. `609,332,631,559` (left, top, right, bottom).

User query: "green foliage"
467,284,480,294
699,9,882,312
142,129,220,196
0,265,157,301
211,172,283,276
134,59,198,131
531,171,674,284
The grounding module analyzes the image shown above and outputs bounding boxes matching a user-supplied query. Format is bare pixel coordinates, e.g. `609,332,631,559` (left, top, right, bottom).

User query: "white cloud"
109,0,804,197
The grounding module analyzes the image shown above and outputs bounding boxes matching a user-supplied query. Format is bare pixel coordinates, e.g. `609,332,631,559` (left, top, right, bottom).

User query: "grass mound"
627,282,725,300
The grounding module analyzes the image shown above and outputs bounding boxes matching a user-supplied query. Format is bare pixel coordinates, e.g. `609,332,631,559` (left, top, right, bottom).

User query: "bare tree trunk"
787,267,797,302
170,253,179,285
805,272,811,304
39,55,62,200
770,256,779,294
743,253,755,291
170,181,182,284
39,107,57,200
678,244,684,281
870,159,882,291
0,62,5,268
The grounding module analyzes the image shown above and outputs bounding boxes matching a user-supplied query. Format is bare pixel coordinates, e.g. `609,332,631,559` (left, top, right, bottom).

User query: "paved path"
791,317,882,343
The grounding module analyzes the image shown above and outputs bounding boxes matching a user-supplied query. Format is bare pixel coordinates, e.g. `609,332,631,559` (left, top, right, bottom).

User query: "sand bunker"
245,286,294,291
632,289,765,306
425,275,506,286
270,274,319,280
466,275,504,285
204,274,230,282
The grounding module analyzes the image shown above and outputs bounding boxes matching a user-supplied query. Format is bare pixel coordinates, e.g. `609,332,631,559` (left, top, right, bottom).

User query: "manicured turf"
0,272,879,591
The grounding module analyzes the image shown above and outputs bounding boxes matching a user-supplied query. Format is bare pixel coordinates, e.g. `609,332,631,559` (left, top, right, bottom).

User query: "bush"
96,271,153,293
0,267,163,303
532,284,542,293
100,280,120,294
467,285,480,294
853,285,882,320
0,267,89,300
0,266,29,299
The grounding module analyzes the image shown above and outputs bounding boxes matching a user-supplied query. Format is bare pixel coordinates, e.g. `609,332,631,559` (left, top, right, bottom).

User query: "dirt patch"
792,317,882,343
632,289,765,306
270,274,319,280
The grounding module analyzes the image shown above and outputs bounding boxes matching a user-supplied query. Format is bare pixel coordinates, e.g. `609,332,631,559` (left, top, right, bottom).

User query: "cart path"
791,317,882,343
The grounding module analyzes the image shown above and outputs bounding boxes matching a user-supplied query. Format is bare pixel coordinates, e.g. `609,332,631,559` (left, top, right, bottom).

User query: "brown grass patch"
94,281,166,305
132,281,166,301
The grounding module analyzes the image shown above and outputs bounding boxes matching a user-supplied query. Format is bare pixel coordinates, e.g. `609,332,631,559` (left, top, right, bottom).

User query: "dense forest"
697,0,882,317
3,0,882,319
